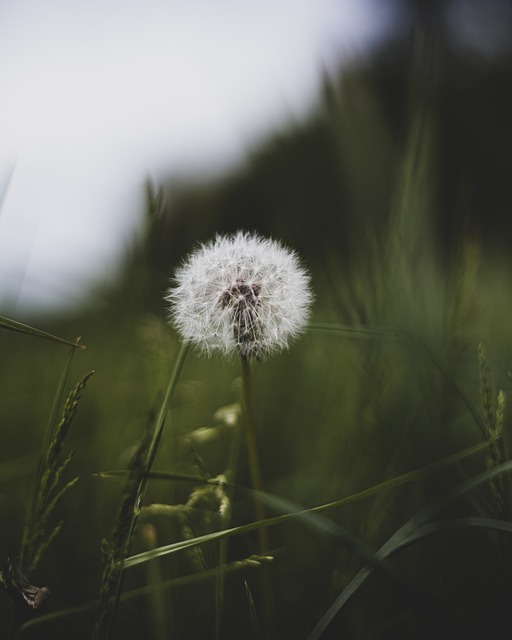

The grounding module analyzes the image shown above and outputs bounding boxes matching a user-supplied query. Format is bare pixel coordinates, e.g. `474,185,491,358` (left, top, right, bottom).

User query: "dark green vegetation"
3,22,512,640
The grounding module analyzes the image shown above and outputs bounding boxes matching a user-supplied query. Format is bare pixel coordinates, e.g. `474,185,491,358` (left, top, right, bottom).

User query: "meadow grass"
2,32,512,640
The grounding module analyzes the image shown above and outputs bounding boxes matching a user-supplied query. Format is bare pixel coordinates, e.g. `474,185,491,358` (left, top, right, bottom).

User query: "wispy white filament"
166,231,313,360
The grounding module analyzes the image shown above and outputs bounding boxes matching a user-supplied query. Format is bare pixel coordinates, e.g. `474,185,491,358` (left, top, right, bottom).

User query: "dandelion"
165,231,313,360
165,231,311,635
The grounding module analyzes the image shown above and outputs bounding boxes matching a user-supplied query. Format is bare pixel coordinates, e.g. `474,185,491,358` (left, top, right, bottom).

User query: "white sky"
0,0,402,314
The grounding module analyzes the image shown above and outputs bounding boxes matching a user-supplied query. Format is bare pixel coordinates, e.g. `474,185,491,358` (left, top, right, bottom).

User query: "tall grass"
2,29,512,640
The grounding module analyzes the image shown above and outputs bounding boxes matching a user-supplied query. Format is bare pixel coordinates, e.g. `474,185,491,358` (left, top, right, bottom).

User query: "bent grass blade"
307,458,512,639
0,316,86,349
121,440,489,571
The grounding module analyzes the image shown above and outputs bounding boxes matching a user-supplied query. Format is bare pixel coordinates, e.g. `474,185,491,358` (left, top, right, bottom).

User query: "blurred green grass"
3,27,512,640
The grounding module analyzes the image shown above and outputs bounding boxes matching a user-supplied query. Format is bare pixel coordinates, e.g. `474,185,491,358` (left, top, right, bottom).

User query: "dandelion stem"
240,357,267,551
240,356,275,638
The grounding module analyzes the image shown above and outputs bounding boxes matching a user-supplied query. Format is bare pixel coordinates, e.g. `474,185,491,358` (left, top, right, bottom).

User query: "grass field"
2,29,512,640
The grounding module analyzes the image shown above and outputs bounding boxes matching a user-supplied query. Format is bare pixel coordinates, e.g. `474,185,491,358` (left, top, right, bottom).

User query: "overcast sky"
0,0,403,315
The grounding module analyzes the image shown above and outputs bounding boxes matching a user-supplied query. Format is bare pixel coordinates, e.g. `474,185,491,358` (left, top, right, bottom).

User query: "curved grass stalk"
98,440,489,508
122,491,430,617
0,316,86,349
18,554,273,637
19,443,487,634
121,440,490,571
244,580,263,640
307,321,487,437
307,322,401,339
307,457,512,639
400,332,487,437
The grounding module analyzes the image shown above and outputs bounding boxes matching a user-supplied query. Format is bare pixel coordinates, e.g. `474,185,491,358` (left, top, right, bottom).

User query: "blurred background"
1,0,512,318
0,0,400,315
3,0,512,638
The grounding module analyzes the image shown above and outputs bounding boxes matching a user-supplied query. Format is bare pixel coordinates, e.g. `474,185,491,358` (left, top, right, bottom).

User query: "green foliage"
479,343,508,519
3,26,512,640
20,371,94,574
92,419,152,640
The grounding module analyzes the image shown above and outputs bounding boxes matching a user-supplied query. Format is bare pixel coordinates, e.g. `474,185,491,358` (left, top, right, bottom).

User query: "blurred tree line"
98,0,512,320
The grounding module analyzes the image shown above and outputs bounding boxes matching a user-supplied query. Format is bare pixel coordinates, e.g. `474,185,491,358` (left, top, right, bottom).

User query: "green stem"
240,357,275,638
95,342,189,640
240,357,267,552
215,373,246,639
145,342,190,474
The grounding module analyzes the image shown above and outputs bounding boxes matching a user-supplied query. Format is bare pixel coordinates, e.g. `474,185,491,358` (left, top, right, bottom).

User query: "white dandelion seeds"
165,231,313,360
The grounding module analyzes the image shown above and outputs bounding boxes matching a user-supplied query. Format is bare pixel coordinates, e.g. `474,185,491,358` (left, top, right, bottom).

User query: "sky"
0,0,404,315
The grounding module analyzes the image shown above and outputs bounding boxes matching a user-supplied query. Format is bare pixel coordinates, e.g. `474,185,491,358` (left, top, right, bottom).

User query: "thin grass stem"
146,342,190,474
122,439,490,571
19,554,274,636
93,342,189,640
0,316,86,349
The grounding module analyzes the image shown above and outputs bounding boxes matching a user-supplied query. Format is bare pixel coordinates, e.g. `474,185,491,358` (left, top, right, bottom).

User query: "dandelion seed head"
165,231,313,360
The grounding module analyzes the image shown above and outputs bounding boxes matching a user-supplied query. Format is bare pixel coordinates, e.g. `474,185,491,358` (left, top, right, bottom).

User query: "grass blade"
99,439,489,510
92,343,189,640
307,322,402,339
244,580,263,640
307,458,512,639
125,493,435,618
19,554,273,635
0,316,85,349
307,322,486,437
